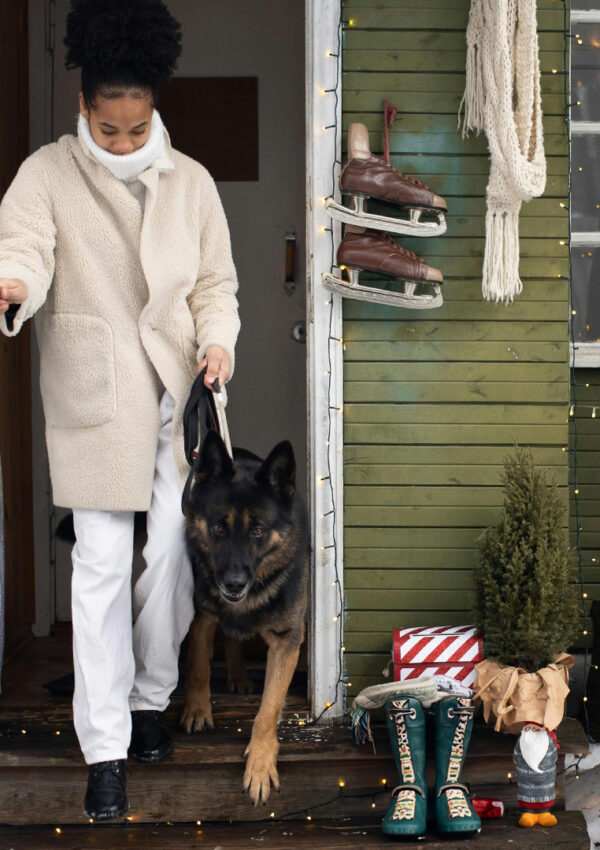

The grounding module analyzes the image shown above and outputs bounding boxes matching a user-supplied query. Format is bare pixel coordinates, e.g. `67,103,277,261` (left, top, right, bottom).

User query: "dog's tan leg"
243,629,303,805
225,637,254,694
180,613,217,733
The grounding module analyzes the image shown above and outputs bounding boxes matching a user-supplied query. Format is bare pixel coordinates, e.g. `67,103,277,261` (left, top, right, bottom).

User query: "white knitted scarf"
77,108,167,181
459,0,547,303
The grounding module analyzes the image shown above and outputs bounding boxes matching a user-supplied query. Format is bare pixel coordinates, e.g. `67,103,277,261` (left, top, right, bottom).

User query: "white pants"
71,391,195,764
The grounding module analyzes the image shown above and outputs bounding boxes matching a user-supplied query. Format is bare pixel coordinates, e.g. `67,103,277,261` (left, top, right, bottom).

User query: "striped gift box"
393,625,484,688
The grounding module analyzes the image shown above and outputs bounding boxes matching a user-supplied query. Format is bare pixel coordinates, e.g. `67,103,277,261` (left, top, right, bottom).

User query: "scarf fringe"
482,209,523,303
458,1,485,136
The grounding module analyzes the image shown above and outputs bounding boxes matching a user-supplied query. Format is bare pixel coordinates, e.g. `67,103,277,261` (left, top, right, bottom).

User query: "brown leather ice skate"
337,228,443,286
326,103,447,237
321,226,443,310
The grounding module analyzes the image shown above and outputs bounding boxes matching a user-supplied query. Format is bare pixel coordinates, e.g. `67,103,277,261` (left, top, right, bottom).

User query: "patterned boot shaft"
433,697,481,835
382,697,427,837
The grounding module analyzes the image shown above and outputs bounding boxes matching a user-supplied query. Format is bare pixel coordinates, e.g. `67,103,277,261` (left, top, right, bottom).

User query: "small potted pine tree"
473,448,580,829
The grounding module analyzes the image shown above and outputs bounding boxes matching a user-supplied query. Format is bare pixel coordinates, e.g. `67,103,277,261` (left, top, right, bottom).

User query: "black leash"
181,367,228,512
182,367,220,466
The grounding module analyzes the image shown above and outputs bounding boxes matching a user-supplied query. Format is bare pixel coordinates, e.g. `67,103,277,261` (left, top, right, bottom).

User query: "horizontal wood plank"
343,30,566,54
344,548,480,568
346,588,475,609
342,70,566,95
344,485,559,507
344,340,567,362
341,8,565,31
343,320,567,341
344,361,567,382
343,383,569,403
343,404,569,425
345,465,569,486
344,445,568,465
344,423,567,445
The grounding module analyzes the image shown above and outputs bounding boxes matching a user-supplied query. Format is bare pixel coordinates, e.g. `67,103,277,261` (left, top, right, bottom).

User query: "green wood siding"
341,0,570,695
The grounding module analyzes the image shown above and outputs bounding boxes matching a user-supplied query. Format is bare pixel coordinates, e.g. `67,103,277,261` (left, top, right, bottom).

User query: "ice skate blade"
325,197,446,237
321,272,443,310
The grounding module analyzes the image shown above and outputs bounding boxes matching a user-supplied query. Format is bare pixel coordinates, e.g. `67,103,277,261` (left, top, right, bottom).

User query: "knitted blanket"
460,0,547,302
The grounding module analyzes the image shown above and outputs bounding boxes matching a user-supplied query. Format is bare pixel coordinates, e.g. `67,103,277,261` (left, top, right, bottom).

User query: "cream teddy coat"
0,127,240,510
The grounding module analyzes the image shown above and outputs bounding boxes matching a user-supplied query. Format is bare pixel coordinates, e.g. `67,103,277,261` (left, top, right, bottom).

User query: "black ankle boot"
84,759,128,820
130,709,174,763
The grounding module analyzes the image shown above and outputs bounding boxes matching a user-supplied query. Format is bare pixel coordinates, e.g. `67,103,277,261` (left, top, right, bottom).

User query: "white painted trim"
572,232,600,247
571,121,600,135
571,342,600,368
572,10,600,24
306,0,345,720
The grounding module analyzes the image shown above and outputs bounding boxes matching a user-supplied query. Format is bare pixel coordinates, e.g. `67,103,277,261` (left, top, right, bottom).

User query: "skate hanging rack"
322,99,445,310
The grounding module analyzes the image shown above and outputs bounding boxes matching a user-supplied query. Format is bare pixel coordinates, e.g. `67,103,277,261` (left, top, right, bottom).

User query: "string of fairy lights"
559,0,597,745
311,0,349,725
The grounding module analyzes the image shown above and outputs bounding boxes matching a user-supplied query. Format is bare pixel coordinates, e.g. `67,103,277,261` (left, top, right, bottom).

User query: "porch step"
0,812,590,849
0,697,589,826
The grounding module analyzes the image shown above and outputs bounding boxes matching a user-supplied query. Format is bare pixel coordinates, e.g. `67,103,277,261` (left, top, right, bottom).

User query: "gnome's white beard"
520,728,550,774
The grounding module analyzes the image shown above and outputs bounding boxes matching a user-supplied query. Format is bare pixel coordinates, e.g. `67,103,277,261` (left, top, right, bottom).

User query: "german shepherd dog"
180,429,308,804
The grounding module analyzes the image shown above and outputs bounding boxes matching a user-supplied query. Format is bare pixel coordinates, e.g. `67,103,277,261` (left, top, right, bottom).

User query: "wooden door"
0,0,35,660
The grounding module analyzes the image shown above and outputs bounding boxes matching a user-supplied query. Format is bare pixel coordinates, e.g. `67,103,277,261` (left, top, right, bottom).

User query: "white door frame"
306,0,345,720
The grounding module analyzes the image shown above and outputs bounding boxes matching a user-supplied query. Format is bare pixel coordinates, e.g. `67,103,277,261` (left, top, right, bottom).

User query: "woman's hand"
0,278,28,314
198,345,231,389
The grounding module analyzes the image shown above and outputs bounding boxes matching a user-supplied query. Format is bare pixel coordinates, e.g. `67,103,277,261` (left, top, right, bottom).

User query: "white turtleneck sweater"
77,108,168,212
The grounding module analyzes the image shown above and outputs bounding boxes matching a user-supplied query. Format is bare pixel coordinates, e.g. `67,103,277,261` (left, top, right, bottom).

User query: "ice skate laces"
378,231,424,264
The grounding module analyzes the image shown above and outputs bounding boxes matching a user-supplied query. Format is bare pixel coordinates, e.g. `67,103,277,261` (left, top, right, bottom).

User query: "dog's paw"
227,673,255,695
242,736,280,805
180,700,214,734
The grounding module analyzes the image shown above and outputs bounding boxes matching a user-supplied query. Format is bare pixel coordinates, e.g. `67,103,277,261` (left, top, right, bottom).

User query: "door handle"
284,230,296,296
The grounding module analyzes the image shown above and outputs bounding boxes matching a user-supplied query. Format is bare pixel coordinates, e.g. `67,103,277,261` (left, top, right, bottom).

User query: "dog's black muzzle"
218,565,254,604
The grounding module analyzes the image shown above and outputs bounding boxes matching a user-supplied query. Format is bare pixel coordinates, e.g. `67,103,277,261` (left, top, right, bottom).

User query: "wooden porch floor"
0,812,590,849
0,630,590,847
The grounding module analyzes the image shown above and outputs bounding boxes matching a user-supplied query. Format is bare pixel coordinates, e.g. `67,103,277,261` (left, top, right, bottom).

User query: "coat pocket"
39,313,117,428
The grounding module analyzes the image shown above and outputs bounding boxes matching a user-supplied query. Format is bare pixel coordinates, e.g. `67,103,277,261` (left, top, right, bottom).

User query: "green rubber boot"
381,697,427,838
433,697,481,835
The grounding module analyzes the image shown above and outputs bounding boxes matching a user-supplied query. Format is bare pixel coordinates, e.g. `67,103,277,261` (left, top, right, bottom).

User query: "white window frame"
570,9,600,366
306,0,345,719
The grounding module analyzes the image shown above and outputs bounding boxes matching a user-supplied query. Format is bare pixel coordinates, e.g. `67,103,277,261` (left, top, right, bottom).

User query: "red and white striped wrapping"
393,626,484,688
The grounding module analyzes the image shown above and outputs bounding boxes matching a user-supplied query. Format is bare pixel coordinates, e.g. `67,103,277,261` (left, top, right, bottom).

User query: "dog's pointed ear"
256,441,296,499
195,430,235,482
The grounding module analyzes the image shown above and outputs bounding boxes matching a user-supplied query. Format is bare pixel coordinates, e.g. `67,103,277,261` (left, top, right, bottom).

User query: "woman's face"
79,92,154,154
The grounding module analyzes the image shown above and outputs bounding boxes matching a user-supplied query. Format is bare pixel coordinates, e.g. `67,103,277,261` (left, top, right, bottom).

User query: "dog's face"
183,432,297,605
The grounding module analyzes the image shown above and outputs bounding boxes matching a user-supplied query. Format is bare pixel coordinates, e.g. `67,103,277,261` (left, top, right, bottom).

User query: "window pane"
572,25,600,121
572,71,600,121
571,248,600,342
572,1,600,9
571,136,600,230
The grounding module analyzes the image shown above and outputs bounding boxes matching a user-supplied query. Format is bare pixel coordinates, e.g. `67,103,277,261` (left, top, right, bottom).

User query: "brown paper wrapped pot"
473,654,574,735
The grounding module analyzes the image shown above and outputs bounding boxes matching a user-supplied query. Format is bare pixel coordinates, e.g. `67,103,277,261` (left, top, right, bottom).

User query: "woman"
0,0,239,821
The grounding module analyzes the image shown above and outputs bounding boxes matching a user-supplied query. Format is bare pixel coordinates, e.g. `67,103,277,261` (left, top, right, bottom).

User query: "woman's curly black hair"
64,0,182,107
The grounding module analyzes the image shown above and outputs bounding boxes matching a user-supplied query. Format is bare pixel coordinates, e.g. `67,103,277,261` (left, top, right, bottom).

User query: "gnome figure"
513,723,558,827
